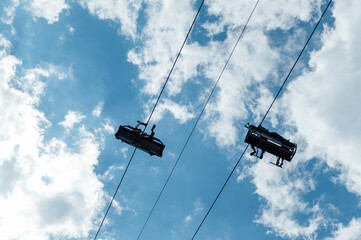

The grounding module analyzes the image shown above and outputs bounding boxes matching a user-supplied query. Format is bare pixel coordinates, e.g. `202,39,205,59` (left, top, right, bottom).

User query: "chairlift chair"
115,122,165,157
244,123,297,165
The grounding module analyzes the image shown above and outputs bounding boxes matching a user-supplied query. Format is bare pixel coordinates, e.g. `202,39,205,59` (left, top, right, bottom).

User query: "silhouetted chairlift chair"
115,121,165,157
244,123,297,168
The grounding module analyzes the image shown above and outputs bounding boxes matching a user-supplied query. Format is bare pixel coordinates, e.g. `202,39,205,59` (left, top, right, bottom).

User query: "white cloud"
236,167,248,183
13,66,66,105
92,101,104,117
102,120,115,134
120,146,128,158
67,24,75,35
77,0,142,39
99,164,125,182
126,0,361,238
280,0,361,197
0,34,11,49
204,0,323,33
27,0,70,24
124,2,333,237
125,0,328,146
127,0,200,96
202,29,280,148
167,151,176,158
151,99,195,124
112,197,132,216
184,215,192,223
183,199,203,225
59,111,86,132
248,85,279,128
24,0,142,39
1,0,19,26
93,119,115,150
93,118,114,137
250,161,325,239
0,35,106,239
248,0,361,238
18,0,361,238
327,218,361,240
127,0,300,144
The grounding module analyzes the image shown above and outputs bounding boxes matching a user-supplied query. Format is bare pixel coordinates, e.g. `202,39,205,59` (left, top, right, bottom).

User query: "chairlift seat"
244,124,297,161
115,125,165,157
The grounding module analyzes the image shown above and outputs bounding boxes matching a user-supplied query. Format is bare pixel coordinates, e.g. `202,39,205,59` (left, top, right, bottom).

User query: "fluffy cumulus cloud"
203,29,280,147
127,0,278,147
23,0,142,38
205,0,323,32
126,0,321,147
151,99,195,124
122,0,361,238
127,0,199,96
327,218,361,240
0,35,106,239
14,0,361,238
27,0,70,24
282,0,361,198
59,110,86,132
126,0,361,239
124,1,330,238
250,161,324,239
1,0,20,26
250,0,361,238
77,0,142,39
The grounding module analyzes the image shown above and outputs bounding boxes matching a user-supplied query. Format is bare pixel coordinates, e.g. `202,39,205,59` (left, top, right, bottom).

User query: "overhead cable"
93,1,205,239
93,148,137,240
136,0,260,239
191,1,333,239
145,0,205,126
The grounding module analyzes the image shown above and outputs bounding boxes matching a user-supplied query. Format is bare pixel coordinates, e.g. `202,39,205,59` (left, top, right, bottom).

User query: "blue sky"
1,0,361,239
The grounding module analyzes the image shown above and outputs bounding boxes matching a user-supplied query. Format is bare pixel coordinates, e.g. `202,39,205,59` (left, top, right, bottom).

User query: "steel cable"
191,1,333,239
93,1,205,239
136,0,260,239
